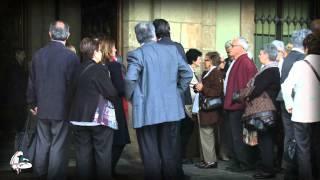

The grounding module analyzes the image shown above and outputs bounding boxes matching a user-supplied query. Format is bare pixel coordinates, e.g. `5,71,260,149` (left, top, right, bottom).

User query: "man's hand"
195,83,203,92
30,107,38,116
287,107,292,114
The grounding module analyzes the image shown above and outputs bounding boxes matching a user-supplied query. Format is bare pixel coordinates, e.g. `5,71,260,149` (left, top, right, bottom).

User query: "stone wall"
122,0,218,61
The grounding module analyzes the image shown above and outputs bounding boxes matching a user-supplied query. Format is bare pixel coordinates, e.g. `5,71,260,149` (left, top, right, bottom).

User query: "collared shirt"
51,39,66,45
291,47,305,54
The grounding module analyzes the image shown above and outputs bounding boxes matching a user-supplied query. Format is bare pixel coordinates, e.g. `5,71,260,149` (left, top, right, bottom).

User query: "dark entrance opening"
81,0,121,51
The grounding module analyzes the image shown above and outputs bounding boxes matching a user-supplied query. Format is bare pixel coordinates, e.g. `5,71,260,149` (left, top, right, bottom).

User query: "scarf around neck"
248,61,278,87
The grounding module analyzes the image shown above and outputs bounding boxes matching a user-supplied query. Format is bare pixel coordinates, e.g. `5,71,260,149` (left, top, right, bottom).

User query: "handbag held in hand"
200,96,223,111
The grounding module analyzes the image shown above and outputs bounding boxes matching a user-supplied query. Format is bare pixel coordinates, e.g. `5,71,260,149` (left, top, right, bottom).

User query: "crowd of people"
8,17,318,180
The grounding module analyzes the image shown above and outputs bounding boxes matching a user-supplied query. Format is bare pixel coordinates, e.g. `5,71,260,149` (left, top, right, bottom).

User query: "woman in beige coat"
194,52,223,168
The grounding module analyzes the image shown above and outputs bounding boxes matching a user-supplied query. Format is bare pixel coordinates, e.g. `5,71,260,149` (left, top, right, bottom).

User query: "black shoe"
226,165,253,172
196,162,218,169
253,172,275,179
182,158,193,164
194,161,206,168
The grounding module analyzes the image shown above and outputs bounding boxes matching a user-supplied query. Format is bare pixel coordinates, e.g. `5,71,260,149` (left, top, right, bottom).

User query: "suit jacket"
68,59,117,122
223,54,257,111
125,41,193,128
280,50,305,83
199,68,223,125
157,37,192,105
27,41,79,120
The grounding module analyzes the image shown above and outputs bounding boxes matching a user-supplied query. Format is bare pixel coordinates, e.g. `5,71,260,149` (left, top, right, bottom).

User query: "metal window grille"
254,0,316,66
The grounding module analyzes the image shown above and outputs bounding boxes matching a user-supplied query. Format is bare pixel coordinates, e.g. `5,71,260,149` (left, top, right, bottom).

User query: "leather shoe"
182,158,193,164
195,162,218,169
226,165,254,172
253,172,275,179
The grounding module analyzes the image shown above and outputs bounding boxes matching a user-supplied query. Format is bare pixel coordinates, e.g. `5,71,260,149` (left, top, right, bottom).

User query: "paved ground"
0,131,284,180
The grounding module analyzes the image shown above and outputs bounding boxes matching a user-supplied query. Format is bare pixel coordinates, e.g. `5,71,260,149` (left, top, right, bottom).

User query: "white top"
278,58,284,76
224,60,235,95
189,65,199,101
281,54,320,123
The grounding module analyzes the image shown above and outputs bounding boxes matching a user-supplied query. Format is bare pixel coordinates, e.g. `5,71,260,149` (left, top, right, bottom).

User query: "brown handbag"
242,91,276,132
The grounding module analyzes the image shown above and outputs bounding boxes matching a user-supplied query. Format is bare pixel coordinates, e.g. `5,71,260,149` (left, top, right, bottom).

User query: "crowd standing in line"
21,18,320,180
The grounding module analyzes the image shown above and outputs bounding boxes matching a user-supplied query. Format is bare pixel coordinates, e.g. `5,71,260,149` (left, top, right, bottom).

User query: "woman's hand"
287,107,292,114
195,83,203,92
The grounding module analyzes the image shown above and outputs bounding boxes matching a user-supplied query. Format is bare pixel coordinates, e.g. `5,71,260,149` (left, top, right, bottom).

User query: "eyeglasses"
204,59,210,62
231,44,241,48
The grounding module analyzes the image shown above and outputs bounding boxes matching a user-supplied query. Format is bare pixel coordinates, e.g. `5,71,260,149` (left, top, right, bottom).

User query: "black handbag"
242,111,276,132
200,96,223,111
284,139,297,162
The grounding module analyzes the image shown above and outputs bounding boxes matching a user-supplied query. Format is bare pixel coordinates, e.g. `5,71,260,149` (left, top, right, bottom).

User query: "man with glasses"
223,37,257,172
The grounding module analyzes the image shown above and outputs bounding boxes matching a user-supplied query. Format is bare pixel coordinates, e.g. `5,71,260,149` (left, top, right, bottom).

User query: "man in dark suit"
27,20,79,180
153,18,194,171
278,28,311,180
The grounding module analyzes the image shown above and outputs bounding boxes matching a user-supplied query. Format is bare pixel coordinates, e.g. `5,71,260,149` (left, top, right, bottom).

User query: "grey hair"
134,22,156,44
225,40,232,49
272,40,285,52
237,37,249,51
261,43,278,61
290,29,312,48
49,21,70,41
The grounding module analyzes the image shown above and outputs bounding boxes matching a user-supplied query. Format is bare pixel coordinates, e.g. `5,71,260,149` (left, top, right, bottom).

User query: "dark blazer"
199,68,223,125
280,50,305,83
27,41,79,120
249,67,281,106
68,59,117,122
107,61,130,145
157,37,192,106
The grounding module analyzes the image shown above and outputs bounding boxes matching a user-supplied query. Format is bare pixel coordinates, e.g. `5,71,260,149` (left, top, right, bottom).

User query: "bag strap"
19,113,31,151
304,60,320,82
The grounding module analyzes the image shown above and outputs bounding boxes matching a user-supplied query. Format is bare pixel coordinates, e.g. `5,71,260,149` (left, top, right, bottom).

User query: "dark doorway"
81,0,121,49
0,0,28,132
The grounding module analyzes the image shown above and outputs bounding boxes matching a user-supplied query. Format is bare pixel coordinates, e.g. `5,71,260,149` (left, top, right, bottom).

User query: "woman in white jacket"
282,33,320,180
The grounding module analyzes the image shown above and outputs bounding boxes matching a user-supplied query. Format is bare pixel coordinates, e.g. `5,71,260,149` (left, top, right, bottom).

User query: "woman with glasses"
194,51,223,169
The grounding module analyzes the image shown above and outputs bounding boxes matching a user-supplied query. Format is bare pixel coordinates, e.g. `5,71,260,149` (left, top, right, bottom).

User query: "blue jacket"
125,41,192,128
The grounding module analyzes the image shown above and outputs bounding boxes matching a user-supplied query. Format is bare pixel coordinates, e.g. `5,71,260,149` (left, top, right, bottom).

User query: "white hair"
237,37,249,51
272,40,285,52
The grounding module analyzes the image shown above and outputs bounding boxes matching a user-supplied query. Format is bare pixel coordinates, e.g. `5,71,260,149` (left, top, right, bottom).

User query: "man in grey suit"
27,20,79,180
125,22,192,180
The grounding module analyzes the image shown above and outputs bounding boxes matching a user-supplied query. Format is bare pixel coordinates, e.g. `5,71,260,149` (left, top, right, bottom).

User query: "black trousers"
33,119,69,180
226,110,250,167
293,122,320,180
180,115,195,159
280,102,298,179
136,121,181,180
112,144,125,174
257,129,274,174
73,125,114,180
